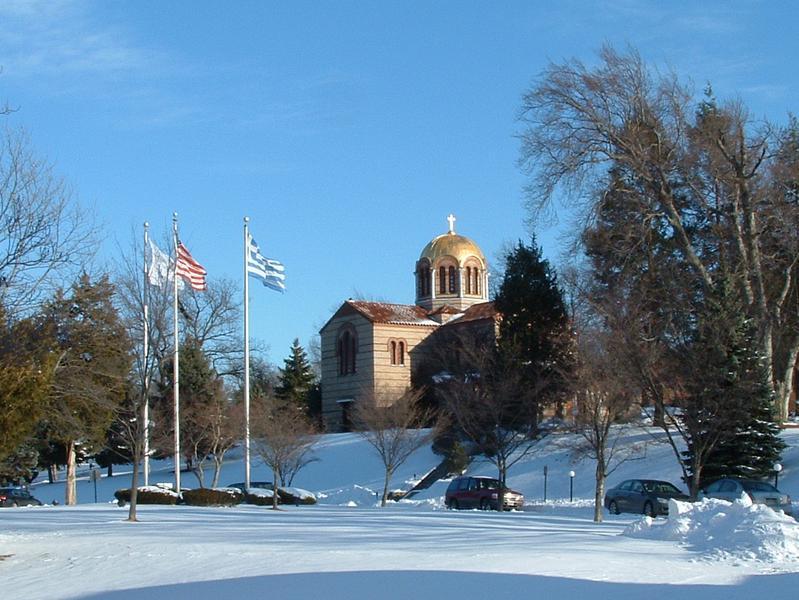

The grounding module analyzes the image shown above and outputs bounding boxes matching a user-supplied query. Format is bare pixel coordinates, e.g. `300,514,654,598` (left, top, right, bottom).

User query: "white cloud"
0,1,158,78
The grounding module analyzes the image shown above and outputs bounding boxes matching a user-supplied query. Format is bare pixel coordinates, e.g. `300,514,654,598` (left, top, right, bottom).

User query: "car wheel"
608,500,620,515
479,498,491,511
450,499,459,510
643,501,655,517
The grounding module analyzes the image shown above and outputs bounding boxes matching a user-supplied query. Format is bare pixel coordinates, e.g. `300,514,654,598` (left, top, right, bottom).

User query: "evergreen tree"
156,338,231,487
681,278,785,494
699,325,785,486
0,440,39,486
275,339,317,416
493,237,574,424
39,274,132,504
0,306,55,464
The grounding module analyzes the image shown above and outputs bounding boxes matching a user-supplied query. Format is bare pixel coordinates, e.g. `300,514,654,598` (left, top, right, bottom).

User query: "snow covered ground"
2,428,799,599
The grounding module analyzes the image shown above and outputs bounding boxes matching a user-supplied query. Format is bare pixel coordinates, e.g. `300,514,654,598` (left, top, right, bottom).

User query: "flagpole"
143,221,150,487
243,216,251,489
172,212,181,493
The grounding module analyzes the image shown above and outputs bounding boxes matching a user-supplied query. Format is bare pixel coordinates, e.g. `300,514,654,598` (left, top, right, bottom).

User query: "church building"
319,215,499,431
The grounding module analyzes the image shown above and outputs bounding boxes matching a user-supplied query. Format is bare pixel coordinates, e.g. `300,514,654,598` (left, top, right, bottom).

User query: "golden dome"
419,217,486,265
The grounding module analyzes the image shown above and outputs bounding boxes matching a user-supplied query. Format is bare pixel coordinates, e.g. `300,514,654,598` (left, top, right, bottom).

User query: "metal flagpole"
243,216,251,489
172,212,181,493
143,222,150,487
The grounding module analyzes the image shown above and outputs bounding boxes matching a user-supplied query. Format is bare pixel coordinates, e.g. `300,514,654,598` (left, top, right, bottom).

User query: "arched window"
448,266,457,293
465,266,472,294
337,327,358,375
389,339,407,366
474,269,480,296
439,266,447,294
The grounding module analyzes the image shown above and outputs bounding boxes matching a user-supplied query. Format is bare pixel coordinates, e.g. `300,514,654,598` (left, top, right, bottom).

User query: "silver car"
699,478,792,516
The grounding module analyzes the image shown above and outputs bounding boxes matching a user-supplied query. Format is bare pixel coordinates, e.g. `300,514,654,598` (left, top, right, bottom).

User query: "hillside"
29,426,799,512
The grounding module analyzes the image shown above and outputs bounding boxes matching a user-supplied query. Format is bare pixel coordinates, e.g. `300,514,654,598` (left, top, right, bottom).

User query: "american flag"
176,242,207,291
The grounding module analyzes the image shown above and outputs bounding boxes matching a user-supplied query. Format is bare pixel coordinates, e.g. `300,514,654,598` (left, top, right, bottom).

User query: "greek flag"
247,233,285,292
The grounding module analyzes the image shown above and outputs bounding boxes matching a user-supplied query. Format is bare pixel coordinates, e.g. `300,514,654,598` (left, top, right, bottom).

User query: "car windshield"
741,480,778,493
642,482,680,494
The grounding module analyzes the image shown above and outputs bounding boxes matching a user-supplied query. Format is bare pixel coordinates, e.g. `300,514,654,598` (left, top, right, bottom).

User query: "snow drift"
624,495,799,562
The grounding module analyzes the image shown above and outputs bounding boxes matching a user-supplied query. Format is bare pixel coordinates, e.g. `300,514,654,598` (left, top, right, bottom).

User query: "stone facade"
320,216,498,431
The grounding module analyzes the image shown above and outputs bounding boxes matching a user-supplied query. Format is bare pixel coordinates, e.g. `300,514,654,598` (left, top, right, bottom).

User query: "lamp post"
774,463,783,488
543,465,548,502
569,470,575,503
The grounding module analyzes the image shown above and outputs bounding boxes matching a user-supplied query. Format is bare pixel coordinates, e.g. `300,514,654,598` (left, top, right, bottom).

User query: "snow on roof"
346,300,439,326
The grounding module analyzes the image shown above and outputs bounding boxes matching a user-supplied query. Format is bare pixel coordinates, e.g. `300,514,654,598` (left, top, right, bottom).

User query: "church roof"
319,300,440,331
320,300,498,333
441,301,498,326
348,301,439,326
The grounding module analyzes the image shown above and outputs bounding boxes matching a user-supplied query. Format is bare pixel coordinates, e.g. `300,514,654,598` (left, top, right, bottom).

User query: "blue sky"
0,0,796,364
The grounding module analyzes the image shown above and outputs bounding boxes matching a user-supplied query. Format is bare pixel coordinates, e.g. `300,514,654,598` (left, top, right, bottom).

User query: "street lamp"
569,470,575,503
543,465,548,502
774,463,783,488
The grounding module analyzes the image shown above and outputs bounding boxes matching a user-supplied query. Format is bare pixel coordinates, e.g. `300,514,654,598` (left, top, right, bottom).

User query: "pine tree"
275,339,317,415
681,278,785,493
493,237,574,424
699,324,785,486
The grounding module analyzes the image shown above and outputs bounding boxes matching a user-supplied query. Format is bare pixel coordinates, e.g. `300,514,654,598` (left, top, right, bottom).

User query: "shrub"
277,487,317,505
114,487,179,506
244,490,274,506
181,487,244,507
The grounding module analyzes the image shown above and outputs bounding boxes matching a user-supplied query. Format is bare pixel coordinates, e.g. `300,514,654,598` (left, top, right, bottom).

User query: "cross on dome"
447,213,456,234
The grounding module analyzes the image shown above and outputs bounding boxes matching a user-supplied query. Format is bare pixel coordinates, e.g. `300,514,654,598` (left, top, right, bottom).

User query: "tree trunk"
690,464,703,500
381,468,392,507
107,464,113,477
127,453,140,522
211,457,222,488
48,464,58,483
272,467,279,510
594,460,605,523
776,343,799,421
65,441,77,506
497,461,507,512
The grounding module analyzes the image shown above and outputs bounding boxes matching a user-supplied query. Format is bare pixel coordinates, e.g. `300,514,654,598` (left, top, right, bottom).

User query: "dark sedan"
604,479,688,517
0,487,42,507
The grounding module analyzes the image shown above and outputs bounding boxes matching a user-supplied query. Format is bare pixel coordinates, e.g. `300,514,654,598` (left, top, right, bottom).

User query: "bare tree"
0,129,96,318
179,279,244,380
569,329,641,522
519,44,799,420
435,331,548,510
251,396,317,509
354,388,434,507
112,230,176,521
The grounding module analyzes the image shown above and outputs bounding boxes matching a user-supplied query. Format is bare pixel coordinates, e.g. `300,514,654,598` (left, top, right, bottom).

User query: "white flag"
247,233,285,292
147,239,184,290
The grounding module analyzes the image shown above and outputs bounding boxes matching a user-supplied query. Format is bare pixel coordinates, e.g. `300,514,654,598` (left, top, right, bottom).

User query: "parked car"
604,479,689,517
445,476,524,511
226,481,274,492
0,487,43,508
699,478,793,516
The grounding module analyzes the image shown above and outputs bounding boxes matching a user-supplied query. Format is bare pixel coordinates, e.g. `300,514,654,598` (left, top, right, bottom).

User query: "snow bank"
624,495,799,562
